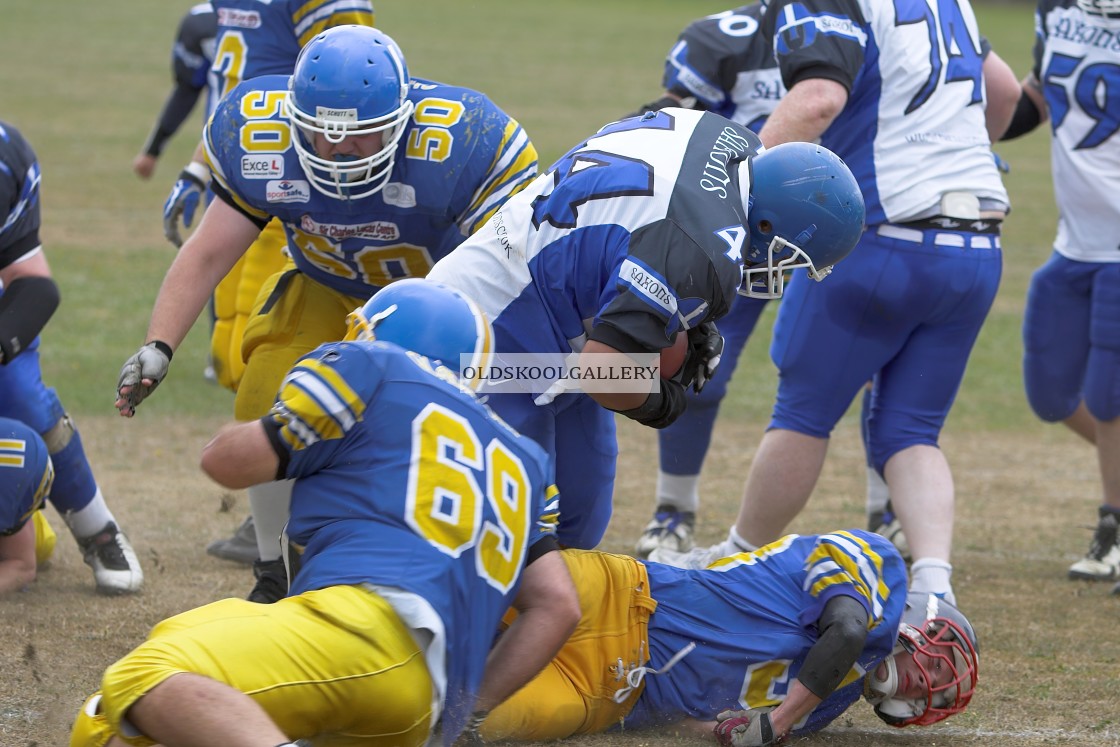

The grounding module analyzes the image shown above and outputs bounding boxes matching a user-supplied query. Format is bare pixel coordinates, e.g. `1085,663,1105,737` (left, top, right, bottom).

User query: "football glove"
163,161,209,248
116,341,172,417
676,321,724,394
713,707,779,747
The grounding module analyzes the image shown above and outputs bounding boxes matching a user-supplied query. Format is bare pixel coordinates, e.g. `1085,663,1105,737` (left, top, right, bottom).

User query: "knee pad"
42,413,75,454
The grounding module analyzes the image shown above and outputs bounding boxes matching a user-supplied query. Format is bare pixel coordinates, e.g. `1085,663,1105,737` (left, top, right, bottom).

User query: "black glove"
617,377,687,429
677,322,724,394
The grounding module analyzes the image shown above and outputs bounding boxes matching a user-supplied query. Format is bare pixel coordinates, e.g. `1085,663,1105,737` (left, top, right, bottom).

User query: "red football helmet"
866,592,979,727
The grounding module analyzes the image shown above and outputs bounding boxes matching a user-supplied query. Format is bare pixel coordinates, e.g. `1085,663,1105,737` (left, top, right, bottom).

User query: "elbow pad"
1001,91,1042,141
798,595,870,699
0,276,60,364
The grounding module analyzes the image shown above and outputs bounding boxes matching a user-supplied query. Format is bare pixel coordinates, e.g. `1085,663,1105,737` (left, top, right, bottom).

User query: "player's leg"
0,341,142,594
234,270,361,602
207,221,290,565
484,549,654,740
871,239,1001,604
1020,254,1118,580
1082,263,1120,585
91,586,433,747
862,381,910,561
552,398,618,549
636,296,769,557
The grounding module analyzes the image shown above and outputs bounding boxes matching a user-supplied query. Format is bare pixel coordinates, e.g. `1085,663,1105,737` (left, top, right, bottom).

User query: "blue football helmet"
865,592,980,728
740,142,865,299
286,25,414,199
0,417,54,536
344,279,493,390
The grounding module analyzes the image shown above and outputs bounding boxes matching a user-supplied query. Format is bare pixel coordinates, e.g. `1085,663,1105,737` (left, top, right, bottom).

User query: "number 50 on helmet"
740,141,865,299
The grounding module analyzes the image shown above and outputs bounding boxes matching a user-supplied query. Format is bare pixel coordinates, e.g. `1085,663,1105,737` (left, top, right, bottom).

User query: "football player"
194,0,378,565
427,108,865,550
0,416,56,594
473,532,979,746
1,120,143,595
73,280,580,747
653,0,1018,608
115,25,539,602
131,3,217,181
1001,0,1120,588
630,5,1019,563
629,5,782,559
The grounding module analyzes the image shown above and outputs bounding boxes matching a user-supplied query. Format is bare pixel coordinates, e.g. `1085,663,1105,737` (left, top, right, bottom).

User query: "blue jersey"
0,121,42,269
765,0,1008,224
0,417,52,536
204,75,538,298
428,108,753,398
627,530,908,734
210,0,375,98
663,4,784,132
266,340,558,736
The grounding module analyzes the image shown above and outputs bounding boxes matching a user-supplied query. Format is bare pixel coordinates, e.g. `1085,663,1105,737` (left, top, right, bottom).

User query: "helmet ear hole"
758,219,773,235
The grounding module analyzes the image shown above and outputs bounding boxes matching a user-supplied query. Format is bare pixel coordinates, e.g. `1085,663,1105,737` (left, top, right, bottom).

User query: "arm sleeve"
798,594,871,699
139,85,205,158
766,0,865,92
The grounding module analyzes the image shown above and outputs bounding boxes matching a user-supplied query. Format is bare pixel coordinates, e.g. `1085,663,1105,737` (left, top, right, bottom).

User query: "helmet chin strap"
865,648,901,703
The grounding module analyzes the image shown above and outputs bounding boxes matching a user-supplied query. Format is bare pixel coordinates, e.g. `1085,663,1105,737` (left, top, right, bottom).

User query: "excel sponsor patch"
241,156,284,179
265,180,311,203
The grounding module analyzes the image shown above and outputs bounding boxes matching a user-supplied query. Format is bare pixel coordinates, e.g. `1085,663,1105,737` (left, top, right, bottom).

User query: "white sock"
727,526,758,553
865,466,890,516
248,480,294,561
909,558,955,606
62,488,116,538
656,472,700,513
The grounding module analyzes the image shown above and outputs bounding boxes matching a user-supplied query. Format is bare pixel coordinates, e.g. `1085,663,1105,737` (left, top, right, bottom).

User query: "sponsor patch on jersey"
241,156,284,179
298,215,401,241
216,8,260,28
265,180,311,203
382,182,417,208
619,258,679,317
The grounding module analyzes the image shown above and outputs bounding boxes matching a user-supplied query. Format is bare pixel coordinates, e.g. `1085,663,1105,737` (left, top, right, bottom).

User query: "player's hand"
132,153,157,180
116,342,172,417
163,162,209,248
452,710,488,747
677,321,724,394
713,707,780,747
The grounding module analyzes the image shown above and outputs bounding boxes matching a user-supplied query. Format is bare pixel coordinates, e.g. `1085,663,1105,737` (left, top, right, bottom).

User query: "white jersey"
767,0,1010,224
428,109,752,367
1033,0,1120,262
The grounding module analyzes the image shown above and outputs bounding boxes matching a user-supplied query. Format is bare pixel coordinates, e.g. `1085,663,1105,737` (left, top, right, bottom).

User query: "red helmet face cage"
892,615,979,726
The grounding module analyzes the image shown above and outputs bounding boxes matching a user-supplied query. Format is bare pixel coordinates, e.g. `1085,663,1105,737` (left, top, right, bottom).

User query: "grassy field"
5,2,1120,746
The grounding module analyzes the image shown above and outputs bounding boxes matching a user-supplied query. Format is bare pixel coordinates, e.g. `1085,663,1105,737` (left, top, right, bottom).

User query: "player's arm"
707,595,870,745
0,251,60,365
981,49,1021,143
758,0,860,147
200,420,281,489
757,77,847,147
1000,73,1047,141
0,519,38,594
115,197,261,416
468,545,580,715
